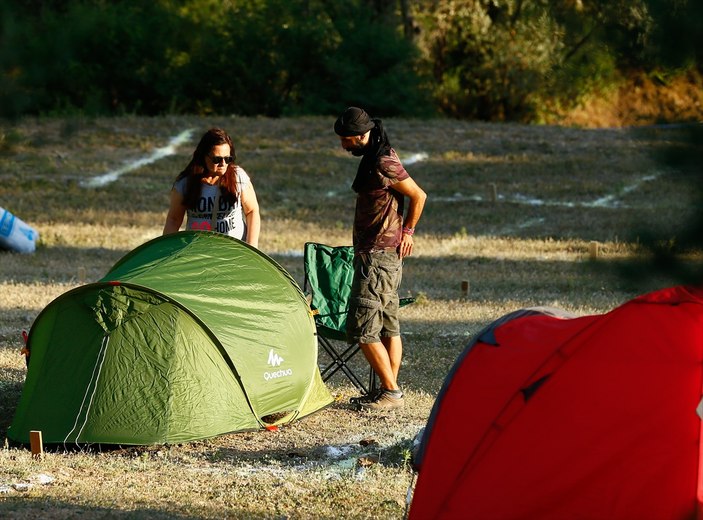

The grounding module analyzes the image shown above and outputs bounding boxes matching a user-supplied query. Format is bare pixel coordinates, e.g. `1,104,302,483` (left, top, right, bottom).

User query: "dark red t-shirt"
352,148,409,253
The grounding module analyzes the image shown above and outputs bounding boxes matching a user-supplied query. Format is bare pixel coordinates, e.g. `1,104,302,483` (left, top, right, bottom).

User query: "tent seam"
63,334,110,446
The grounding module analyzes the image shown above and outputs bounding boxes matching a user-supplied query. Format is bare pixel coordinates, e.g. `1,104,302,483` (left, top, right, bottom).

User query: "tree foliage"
0,0,431,118
413,0,566,120
0,0,699,120
411,0,671,120
643,0,703,69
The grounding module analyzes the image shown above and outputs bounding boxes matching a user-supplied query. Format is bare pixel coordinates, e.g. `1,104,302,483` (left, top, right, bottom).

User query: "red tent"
410,286,703,520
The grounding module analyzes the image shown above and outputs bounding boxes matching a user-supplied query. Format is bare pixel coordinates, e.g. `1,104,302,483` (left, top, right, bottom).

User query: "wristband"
402,227,415,236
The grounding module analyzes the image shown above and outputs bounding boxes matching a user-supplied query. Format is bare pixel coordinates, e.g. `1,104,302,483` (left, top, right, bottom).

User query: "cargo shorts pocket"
346,296,381,343
376,262,402,296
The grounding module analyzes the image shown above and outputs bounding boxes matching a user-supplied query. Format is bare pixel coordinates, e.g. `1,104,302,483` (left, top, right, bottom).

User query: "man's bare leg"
383,335,403,381
356,338,405,409
360,335,403,391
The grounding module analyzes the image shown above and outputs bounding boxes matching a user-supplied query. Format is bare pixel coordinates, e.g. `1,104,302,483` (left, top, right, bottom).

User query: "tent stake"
588,241,600,260
30,430,43,460
488,183,497,203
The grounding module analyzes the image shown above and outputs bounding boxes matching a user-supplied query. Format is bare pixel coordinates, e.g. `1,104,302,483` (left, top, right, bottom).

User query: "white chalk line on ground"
79,137,658,216
433,172,663,210
327,150,661,212
507,173,661,209
491,172,662,234
80,129,195,188
403,152,429,166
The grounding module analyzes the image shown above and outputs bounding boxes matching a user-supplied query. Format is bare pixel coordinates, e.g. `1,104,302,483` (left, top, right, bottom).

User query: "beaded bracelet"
402,227,415,236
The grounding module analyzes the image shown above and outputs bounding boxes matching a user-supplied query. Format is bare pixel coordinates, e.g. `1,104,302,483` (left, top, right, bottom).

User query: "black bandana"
334,107,375,137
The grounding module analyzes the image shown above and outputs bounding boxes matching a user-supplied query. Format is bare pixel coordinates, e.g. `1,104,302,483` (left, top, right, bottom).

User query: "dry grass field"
0,115,698,518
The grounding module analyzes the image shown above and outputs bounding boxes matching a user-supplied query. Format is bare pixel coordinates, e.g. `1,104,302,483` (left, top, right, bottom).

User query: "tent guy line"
80,129,195,188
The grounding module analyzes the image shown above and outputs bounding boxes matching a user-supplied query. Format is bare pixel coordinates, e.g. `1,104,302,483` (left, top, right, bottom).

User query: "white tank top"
173,167,251,240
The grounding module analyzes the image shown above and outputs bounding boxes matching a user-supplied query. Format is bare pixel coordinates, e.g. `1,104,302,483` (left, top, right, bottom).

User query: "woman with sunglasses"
163,128,260,247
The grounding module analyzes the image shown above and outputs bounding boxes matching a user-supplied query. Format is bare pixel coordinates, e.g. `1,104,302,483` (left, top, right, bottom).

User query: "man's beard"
350,148,366,156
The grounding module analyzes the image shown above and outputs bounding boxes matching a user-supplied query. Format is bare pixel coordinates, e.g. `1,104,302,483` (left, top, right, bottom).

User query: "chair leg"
318,336,370,394
368,367,378,395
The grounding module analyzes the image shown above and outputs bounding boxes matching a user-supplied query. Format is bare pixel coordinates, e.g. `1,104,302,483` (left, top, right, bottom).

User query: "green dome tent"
8,231,333,446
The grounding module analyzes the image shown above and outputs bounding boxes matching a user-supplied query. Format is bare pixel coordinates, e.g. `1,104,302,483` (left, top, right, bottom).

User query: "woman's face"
204,143,232,175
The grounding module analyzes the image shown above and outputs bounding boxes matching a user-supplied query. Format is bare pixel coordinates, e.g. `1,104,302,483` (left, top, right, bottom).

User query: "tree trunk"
399,0,415,41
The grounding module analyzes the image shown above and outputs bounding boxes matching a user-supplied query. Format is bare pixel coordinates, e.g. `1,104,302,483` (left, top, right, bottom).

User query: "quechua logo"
264,349,292,381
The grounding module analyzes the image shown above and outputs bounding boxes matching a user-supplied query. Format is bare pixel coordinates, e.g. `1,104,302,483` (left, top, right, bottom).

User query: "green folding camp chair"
303,242,414,395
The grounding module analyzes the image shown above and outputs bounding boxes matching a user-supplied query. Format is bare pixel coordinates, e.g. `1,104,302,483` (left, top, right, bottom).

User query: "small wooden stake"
588,241,599,260
30,430,43,460
488,183,498,203
461,280,470,296
78,266,87,284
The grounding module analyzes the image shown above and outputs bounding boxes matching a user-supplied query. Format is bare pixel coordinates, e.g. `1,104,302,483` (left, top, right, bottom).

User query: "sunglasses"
209,155,234,165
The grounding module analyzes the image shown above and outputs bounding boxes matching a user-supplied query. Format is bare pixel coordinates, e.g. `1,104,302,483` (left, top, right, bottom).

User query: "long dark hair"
176,128,240,210
367,118,392,158
352,118,393,192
